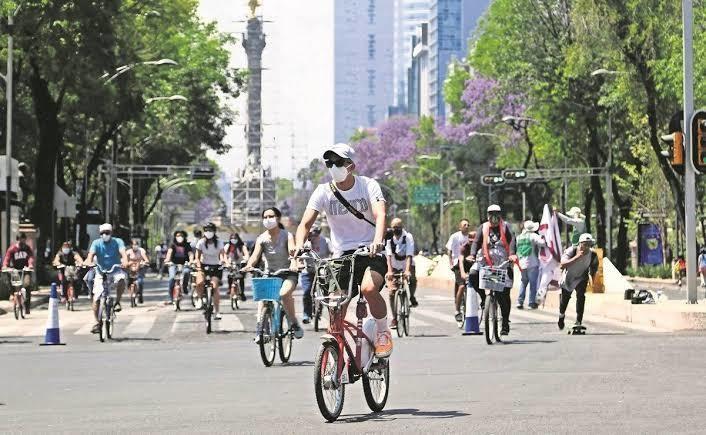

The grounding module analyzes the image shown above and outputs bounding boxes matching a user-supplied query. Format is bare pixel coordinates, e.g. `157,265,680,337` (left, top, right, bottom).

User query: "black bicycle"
479,260,511,345
94,264,122,342
391,273,411,337
200,265,222,334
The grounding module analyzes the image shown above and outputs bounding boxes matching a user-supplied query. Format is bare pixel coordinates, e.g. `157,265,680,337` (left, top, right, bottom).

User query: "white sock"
374,317,388,332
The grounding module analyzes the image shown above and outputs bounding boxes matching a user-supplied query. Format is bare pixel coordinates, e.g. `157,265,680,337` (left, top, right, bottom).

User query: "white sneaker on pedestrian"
214,312,222,320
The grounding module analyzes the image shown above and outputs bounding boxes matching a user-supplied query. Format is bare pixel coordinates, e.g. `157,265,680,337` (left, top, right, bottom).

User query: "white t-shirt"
195,238,224,265
446,231,468,266
306,176,385,256
385,231,415,270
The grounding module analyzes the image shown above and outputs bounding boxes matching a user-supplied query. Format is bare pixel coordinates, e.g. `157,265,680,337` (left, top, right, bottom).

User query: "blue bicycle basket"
252,277,283,301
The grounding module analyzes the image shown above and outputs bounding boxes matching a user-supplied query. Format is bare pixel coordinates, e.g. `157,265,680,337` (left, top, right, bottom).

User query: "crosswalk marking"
413,308,457,324
422,295,454,302
216,313,244,332
171,312,202,334
74,321,95,335
123,315,157,335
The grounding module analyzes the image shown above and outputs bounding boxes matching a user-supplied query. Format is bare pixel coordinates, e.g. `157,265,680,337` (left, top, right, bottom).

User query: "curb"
0,288,50,316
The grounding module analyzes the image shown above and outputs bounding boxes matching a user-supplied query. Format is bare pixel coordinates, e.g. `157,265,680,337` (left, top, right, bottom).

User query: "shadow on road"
340,408,469,423
410,334,449,338
276,360,314,367
0,339,32,344
109,337,161,342
503,339,557,345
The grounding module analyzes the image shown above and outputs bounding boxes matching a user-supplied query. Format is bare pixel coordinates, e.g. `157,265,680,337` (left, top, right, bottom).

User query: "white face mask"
204,231,215,239
262,218,278,230
62,248,71,255
328,165,350,183
101,234,112,242
230,238,237,244
175,236,184,243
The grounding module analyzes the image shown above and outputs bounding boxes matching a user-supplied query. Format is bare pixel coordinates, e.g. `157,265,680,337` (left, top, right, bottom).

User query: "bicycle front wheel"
259,308,276,367
401,290,410,337
105,300,114,340
314,341,345,422
362,357,390,412
483,293,499,345
394,291,403,338
278,309,293,363
205,289,213,334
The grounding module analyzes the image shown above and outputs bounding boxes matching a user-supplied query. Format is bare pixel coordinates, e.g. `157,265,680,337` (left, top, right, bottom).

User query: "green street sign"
412,185,440,205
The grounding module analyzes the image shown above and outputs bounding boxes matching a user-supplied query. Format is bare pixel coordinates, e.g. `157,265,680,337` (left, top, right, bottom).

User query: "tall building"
428,0,490,121
393,0,430,112
408,23,430,117
334,0,394,143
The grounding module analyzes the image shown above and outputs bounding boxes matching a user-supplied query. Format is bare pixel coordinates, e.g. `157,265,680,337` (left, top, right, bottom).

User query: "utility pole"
682,0,698,303
5,10,14,249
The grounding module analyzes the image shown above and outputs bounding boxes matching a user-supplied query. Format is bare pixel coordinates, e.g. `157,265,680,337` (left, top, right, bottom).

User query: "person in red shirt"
2,232,35,314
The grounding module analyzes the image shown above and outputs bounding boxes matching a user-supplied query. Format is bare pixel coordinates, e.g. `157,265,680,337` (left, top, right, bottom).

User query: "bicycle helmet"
204,222,216,232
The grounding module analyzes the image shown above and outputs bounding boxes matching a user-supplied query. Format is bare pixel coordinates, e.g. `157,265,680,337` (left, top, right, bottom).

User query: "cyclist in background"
470,205,517,335
165,230,194,301
84,223,128,333
224,232,249,301
127,239,149,303
300,224,331,324
446,219,471,323
3,232,36,314
52,241,84,301
243,207,302,342
385,217,416,329
195,222,225,320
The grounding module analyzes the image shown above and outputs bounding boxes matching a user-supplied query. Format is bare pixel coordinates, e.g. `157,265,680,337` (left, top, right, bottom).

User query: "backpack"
389,235,408,261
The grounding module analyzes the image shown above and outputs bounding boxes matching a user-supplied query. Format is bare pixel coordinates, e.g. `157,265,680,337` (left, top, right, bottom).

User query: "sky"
198,0,334,182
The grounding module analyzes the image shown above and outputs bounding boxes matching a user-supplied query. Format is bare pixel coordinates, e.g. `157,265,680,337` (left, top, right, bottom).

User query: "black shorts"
334,253,387,299
201,265,223,280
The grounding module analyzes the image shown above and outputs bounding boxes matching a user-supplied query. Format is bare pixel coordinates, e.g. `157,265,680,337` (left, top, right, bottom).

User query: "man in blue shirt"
85,223,128,333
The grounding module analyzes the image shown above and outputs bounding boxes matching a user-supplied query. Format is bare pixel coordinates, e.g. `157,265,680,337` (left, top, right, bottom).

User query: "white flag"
537,204,563,301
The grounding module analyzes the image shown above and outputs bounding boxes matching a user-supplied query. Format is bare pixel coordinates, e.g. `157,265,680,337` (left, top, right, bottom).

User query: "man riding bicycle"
3,232,35,314
385,217,417,329
294,143,393,358
52,241,84,301
469,205,517,335
447,219,472,323
84,223,128,333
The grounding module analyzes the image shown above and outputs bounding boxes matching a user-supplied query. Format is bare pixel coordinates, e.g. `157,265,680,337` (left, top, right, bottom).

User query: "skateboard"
568,325,586,335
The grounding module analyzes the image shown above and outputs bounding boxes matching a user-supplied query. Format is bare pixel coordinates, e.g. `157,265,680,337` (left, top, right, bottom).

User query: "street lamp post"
4,5,19,250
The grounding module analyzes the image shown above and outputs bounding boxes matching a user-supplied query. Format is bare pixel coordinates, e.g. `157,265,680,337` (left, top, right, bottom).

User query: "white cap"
487,204,501,213
523,220,539,232
99,223,113,233
323,143,356,162
579,233,595,243
569,207,585,218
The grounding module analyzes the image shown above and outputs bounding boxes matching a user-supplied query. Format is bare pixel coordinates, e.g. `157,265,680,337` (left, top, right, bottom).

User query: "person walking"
299,224,331,324
557,233,599,330
698,248,706,288
446,218,471,323
516,220,546,310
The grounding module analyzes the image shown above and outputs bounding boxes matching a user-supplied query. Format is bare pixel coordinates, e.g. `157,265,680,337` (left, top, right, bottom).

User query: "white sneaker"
214,312,222,320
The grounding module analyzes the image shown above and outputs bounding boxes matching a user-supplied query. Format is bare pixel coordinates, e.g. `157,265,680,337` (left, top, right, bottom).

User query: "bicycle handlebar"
2,267,33,273
248,268,292,277
94,264,122,274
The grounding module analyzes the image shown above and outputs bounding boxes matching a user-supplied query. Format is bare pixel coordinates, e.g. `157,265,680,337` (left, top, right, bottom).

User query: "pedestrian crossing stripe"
123,315,157,335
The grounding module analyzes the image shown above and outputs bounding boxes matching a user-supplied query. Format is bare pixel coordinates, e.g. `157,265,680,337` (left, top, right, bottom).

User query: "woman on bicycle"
195,222,226,320
127,239,149,303
165,230,194,302
52,241,84,301
224,232,249,301
242,207,302,342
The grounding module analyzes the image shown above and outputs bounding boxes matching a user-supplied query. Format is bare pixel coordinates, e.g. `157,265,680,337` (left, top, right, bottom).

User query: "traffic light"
691,110,706,173
502,169,527,180
660,132,684,167
480,174,505,186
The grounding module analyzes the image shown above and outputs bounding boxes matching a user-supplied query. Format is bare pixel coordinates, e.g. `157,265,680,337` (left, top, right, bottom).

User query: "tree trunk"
29,58,63,260
587,121,607,249
583,187,593,234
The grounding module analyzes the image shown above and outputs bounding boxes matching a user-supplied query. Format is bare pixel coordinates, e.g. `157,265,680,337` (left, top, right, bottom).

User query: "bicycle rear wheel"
231,285,239,310
259,307,276,367
13,299,19,320
105,299,114,340
205,287,213,334
314,341,345,422
278,309,293,363
362,357,390,412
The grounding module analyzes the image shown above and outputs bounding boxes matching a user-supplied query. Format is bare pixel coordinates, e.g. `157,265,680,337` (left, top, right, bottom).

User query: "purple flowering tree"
352,116,419,178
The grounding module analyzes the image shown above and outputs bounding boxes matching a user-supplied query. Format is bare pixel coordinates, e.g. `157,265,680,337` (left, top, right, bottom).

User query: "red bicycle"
305,246,390,422
56,264,78,311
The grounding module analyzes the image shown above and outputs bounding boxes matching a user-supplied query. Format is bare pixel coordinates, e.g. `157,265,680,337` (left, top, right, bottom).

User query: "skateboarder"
557,233,599,331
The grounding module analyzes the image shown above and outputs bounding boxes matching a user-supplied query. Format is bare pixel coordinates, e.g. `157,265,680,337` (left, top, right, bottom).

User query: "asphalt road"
2,277,705,433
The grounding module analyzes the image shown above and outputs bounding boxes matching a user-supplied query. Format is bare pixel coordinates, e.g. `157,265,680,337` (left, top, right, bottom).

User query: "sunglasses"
100,231,112,235
325,159,348,168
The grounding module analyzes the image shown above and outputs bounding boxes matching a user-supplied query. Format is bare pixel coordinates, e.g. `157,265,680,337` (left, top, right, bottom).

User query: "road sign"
412,184,440,205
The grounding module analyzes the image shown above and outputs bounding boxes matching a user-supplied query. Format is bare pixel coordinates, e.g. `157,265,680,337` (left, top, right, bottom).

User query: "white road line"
74,321,95,335
216,313,244,332
170,312,202,334
408,315,431,327
123,315,157,335
422,295,454,302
